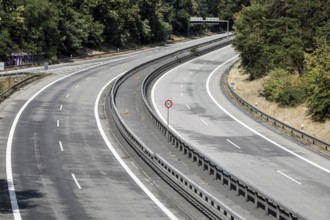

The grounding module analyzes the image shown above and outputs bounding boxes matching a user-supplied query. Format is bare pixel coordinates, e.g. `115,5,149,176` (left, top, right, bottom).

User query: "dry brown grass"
228,62,330,144
0,75,30,93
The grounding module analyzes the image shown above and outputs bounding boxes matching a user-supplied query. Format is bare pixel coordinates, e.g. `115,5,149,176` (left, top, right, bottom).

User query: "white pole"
167,107,170,141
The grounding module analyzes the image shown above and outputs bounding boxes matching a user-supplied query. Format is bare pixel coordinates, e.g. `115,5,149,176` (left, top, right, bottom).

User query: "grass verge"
0,74,48,101
228,62,330,146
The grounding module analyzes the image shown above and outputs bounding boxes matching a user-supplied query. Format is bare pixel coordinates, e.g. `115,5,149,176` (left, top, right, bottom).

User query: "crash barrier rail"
110,36,245,219
141,47,306,219
223,66,330,152
0,73,40,102
0,72,34,77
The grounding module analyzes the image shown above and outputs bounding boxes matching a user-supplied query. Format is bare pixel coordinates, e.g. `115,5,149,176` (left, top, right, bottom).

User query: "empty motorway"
151,45,330,220
0,34,229,220
1,34,329,220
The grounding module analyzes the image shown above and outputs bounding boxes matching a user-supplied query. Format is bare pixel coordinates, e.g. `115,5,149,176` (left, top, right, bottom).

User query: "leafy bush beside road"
233,0,330,121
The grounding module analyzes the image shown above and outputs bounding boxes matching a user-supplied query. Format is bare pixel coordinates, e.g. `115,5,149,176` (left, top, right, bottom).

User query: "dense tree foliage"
304,46,330,122
233,0,330,121
0,0,247,61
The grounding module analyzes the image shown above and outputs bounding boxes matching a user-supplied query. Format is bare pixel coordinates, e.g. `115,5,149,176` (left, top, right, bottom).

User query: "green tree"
304,46,330,121
24,0,60,57
0,1,26,59
232,2,267,79
58,6,89,53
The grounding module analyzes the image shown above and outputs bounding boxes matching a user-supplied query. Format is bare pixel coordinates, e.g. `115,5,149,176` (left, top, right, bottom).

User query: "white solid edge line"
277,170,302,185
71,173,82,189
94,74,179,220
205,55,330,174
226,139,241,149
6,62,106,220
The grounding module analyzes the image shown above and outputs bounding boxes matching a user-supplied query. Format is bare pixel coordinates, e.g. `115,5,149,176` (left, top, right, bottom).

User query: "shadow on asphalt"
0,179,43,214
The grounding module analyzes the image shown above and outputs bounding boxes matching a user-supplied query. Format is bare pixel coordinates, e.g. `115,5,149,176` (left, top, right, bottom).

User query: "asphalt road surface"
0,33,230,220
151,45,330,220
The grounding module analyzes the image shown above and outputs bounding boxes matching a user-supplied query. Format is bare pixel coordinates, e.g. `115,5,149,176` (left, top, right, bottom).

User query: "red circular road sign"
164,99,173,109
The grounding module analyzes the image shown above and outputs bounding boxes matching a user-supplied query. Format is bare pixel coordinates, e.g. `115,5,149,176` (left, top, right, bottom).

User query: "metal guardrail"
110,36,245,220
141,46,306,219
0,73,40,102
223,66,330,152
0,72,33,77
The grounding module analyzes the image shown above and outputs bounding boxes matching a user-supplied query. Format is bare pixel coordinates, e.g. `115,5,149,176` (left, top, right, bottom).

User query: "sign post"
164,99,173,141
44,62,48,71
0,62,4,71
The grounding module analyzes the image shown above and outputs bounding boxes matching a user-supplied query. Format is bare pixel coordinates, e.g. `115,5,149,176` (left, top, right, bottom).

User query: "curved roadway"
0,34,230,220
151,45,330,220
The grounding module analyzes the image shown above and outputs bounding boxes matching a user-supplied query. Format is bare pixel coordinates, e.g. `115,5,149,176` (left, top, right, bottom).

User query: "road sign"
165,99,173,109
44,62,48,71
0,62,4,71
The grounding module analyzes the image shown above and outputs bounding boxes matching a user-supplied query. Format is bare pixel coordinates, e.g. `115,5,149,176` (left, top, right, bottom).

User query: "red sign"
164,99,173,109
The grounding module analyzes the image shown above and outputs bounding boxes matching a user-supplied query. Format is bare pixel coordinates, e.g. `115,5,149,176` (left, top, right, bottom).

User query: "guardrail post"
192,153,196,162
228,176,232,189
245,186,248,201
221,173,226,185
255,192,258,208
215,170,221,181
198,157,204,167
276,206,280,220
179,143,183,151
265,199,269,216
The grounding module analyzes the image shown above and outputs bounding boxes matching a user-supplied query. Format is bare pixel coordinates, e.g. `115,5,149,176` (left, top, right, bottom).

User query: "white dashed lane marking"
71,173,82,189
59,141,64,151
226,139,241,149
277,170,302,185
200,118,208,126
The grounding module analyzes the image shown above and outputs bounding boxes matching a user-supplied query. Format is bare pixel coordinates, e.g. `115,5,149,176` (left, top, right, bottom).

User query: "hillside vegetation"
233,0,330,122
228,63,330,144
0,0,249,62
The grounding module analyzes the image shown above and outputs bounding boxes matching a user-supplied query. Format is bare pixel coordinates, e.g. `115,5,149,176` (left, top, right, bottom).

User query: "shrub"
261,69,306,107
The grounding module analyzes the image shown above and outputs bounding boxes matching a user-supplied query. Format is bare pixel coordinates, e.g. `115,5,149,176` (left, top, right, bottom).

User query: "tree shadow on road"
0,179,43,214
